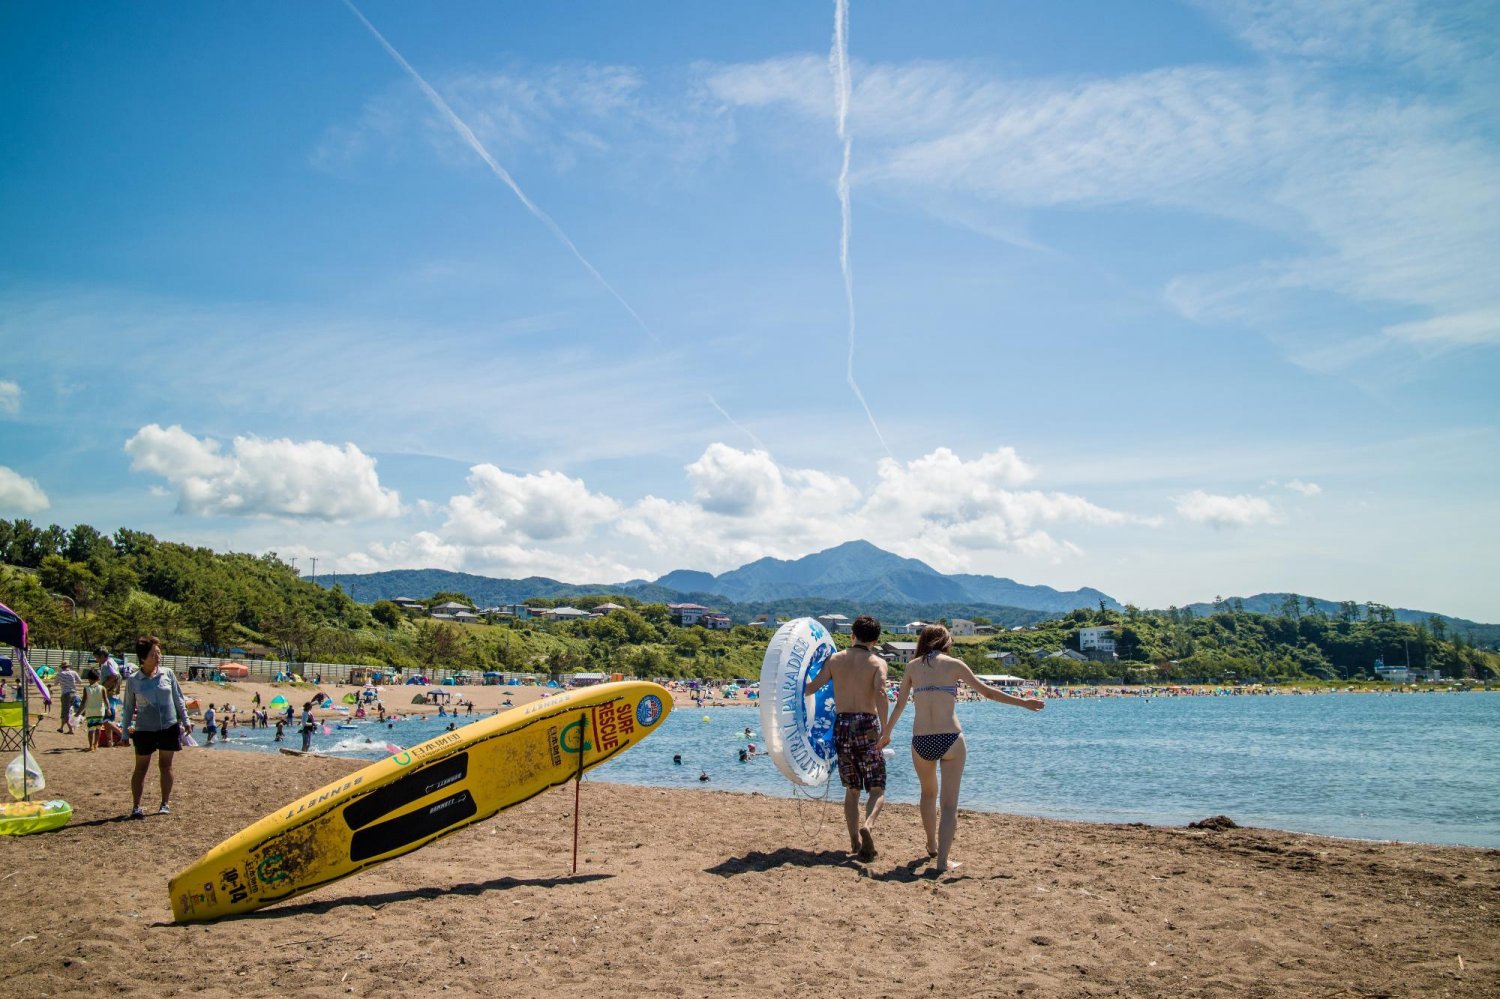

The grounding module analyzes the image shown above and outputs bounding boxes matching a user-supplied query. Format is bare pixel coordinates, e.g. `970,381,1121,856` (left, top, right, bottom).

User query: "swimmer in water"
698,771,710,782
673,754,683,765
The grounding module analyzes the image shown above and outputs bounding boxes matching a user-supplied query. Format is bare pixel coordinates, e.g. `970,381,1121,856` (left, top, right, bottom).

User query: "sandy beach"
2,684,1497,998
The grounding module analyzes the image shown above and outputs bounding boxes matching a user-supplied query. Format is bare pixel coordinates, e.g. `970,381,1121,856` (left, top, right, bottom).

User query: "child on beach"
81,669,108,751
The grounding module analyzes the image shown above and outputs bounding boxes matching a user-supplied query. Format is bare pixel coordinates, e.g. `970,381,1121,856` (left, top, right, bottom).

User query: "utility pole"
310,557,318,587
289,557,298,579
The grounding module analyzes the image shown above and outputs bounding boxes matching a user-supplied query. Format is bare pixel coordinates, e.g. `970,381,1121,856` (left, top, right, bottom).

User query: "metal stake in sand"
571,710,588,875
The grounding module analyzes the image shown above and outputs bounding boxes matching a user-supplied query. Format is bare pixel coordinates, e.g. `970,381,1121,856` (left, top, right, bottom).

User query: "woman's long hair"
914,624,952,660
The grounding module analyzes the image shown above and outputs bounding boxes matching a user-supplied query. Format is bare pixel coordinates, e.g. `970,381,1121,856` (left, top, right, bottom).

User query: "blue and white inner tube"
759,617,838,786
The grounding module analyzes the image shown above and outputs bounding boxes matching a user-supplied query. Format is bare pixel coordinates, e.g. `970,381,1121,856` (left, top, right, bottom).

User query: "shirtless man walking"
804,614,889,861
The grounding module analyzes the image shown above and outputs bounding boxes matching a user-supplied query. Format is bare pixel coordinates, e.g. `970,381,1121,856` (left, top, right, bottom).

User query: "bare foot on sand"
934,859,962,874
858,828,878,862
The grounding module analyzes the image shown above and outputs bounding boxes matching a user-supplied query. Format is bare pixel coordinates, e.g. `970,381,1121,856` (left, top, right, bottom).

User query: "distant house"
592,603,626,615
880,641,918,663
897,621,926,636
1048,649,1090,662
750,615,781,629
670,603,709,626
1078,626,1117,654
548,606,592,621
974,625,997,635
453,611,482,625
950,618,976,637
816,613,852,635
1373,659,1410,683
430,601,471,618
984,651,1021,668
701,612,732,631
393,597,424,610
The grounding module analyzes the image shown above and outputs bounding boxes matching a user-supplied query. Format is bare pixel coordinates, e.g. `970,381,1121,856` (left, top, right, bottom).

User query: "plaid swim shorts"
834,712,886,790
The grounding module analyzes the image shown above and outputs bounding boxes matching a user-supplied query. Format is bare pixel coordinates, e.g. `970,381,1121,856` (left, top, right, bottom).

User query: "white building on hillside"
1078,626,1117,654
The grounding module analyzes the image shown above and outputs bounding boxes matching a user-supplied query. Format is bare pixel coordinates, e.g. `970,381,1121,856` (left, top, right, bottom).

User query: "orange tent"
217,662,250,679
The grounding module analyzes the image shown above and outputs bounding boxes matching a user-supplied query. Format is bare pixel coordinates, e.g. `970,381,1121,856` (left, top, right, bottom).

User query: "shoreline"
4,724,1497,997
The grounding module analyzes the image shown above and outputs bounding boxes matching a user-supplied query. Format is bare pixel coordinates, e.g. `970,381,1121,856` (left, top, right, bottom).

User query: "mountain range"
316,539,1495,640
322,540,1118,616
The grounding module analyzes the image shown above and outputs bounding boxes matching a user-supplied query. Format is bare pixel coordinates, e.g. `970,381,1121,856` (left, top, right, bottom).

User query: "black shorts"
132,725,183,756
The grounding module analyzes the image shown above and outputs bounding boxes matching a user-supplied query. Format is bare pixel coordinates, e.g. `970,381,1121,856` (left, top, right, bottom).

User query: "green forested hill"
0,518,1493,684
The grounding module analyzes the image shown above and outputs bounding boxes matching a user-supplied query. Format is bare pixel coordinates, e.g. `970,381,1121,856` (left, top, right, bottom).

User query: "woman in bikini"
881,624,1044,872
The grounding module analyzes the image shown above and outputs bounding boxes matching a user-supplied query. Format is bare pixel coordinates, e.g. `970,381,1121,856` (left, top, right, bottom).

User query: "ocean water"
205,692,1500,848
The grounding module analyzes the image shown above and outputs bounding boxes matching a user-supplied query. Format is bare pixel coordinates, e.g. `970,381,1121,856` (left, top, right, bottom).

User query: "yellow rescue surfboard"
169,680,671,922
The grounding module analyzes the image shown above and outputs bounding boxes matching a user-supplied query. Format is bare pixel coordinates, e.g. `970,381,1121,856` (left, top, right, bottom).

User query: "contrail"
343,0,766,453
707,393,767,452
341,0,656,343
831,0,892,457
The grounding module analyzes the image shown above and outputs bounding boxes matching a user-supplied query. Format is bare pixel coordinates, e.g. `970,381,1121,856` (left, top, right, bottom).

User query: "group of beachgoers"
801,616,1045,873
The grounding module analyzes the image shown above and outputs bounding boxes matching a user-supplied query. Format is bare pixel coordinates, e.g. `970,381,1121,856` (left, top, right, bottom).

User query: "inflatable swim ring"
759,617,838,786
0,799,72,836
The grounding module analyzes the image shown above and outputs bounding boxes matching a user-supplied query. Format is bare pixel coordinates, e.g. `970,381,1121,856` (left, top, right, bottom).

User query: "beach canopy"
267,695,288,708
410,694,428,705
0,603,26,650
342,693,358,704
216,662,249,679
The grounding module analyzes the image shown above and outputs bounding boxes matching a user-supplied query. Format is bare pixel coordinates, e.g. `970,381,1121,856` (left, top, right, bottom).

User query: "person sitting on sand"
881,624,1044,874
803,614,890,862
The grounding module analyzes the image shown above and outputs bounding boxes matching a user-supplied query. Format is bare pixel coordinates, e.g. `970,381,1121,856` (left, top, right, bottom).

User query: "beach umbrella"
268,695,288,709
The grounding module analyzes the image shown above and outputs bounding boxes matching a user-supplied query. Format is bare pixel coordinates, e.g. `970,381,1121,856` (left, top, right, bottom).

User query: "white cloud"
704,14,1499,358
125,424,401,521
445,464,620,544
336,443,1143,579
1174,490,1280,529
1286,480,1322,496
0,381,19,416
316,62,731,178
0,467,49,514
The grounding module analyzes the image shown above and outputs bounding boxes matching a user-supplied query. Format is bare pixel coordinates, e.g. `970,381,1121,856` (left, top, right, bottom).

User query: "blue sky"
2,1,1497,619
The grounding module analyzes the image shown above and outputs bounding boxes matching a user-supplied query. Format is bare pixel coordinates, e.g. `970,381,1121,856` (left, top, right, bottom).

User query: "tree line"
0,518,1493,683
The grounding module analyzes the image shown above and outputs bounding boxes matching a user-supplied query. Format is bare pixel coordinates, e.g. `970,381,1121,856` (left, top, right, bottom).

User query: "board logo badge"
636,694,663,727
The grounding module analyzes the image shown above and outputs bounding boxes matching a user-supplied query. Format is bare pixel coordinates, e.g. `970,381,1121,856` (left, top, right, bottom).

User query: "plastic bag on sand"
6,749,45,799
182,733,198,748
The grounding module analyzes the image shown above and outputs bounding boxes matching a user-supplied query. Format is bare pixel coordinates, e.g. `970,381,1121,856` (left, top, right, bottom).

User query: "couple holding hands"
803,615,1044,871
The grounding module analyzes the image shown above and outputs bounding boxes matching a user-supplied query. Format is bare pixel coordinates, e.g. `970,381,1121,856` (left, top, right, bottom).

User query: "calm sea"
209,692,1500,848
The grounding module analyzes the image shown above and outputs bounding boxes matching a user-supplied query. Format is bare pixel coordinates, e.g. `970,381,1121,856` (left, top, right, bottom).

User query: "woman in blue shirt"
121,635,189,819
